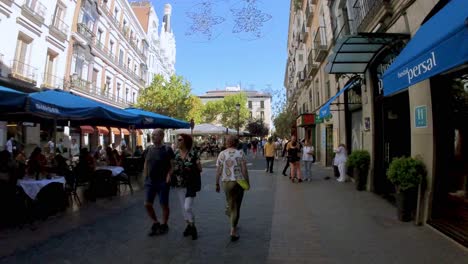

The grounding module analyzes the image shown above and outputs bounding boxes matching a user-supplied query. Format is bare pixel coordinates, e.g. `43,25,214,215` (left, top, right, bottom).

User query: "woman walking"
215,135,249,241
302,140,314,181
288,141,302,182
173,134,202,240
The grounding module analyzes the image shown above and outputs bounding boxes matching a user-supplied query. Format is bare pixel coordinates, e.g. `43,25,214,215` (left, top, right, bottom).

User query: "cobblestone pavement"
0,155,467,264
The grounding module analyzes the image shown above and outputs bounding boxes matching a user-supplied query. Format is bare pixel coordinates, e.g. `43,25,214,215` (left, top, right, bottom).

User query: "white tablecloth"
96,166,125,177
17,177,66,200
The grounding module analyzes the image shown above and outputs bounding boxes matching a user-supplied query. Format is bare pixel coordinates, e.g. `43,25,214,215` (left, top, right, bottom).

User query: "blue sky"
151,0,290,96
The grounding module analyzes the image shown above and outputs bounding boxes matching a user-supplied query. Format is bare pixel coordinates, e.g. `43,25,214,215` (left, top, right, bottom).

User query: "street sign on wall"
415,105,427,128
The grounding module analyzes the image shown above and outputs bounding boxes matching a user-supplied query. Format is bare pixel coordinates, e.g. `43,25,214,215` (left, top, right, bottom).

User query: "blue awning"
0,86,27,111
382,0,468,96
124,108,190,129
27,90,141,126
318,78,361,119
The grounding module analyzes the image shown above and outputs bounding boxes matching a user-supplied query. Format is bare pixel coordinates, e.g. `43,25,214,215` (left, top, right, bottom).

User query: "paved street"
0,155,467,264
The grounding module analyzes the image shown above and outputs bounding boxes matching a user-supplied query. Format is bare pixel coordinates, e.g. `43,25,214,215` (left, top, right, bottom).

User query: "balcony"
41,73,63,89
9,60,37,85
313,26,327,62
49,17,69,42
0,0,13,7
21,0,47,26
69,77,129,108
307,50,319,77
93,40,117,64
352,0,391,32
332,19,352,44
306,2,314,27
77,23,94,41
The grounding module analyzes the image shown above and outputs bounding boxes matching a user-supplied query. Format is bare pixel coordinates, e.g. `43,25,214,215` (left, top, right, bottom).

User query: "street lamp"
235,103,240,137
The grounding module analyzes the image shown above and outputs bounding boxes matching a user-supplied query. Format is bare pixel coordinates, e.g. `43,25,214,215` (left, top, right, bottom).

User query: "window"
52,3,66,34
119,49,124,65
249,111,252,119
326,80,331,99
97,29,103,44
248,101,252,109
13,34,32,78
260,101,264,108
44,50,58,86
109,40,114,54
260,111,264,120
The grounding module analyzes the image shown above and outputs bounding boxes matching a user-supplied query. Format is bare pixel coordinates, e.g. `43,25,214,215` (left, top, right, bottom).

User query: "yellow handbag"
237,179,250,191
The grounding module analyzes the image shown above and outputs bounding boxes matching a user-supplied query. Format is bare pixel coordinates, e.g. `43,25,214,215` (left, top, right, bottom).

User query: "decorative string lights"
230,0,272,40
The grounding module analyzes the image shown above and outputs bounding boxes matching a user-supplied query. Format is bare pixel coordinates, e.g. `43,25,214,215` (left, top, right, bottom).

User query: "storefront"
382,0,468,247
296,113,317,147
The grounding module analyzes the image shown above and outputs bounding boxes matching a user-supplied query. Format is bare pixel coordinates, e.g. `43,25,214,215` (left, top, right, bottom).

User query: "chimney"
163,4,172,32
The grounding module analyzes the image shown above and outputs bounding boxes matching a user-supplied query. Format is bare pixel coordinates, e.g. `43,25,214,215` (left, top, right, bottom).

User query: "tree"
220,93,249,130
273,107,294,138
246,118,269,137
202,100,222,123
136,74,192,121
201,93,249,130
187,95,204,125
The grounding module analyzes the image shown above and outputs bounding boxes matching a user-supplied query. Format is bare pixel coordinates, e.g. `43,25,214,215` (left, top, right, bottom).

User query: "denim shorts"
145,179,170,206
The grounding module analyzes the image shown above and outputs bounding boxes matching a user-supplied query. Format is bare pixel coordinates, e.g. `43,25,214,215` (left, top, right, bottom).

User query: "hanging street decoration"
230,0,272,40
185,1,226,41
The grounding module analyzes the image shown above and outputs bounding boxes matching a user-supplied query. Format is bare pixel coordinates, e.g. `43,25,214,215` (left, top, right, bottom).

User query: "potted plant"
387,157,426,222
346,150,370,191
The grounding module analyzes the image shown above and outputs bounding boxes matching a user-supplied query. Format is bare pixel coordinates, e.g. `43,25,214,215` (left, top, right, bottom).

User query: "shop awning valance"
382,0,468,96
96,126,109,135
121,128,130,135
111,127,121,135
325,33,409,74
318,77,361,119
124,108,190,129
80,126,94,134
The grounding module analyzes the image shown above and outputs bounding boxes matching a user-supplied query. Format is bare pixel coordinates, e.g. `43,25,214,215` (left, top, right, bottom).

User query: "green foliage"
246,118,269,137
202,100,223,123
187,96,204,125
293,0,302,10
346,150,371,171
273,107,294,138
201,93,249,130
387,157,426,192
136,74,192,121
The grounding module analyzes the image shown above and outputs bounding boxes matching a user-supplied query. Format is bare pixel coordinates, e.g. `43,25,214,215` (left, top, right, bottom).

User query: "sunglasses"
177,138,183,142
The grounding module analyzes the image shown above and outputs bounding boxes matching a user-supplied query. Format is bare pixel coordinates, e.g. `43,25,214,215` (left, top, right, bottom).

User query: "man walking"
264,137,275,173
281,137,291,176
143,128,175,236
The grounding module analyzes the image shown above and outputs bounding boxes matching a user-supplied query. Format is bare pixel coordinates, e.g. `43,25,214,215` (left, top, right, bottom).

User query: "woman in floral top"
173,133,202,240
216,135,249,242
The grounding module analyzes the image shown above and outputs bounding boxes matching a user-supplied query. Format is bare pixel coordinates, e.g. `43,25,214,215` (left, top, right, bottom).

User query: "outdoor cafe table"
17,176,66,200
95,166,125,177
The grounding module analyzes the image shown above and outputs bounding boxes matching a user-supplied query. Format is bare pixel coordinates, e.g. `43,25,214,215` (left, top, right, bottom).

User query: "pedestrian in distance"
172,133,202,240
281,137,292,176
216,135,249,242
334,144,348,182
302,140,315,181
143,128,175,236
264,137,275,173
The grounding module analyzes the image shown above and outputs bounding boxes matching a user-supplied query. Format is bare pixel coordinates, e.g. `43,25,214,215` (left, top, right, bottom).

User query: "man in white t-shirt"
6,137,15,155
47,139,55,154
70,138,80,157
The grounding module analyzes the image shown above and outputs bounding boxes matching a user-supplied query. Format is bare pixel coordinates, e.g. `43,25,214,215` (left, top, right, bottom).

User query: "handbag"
237,179,250,191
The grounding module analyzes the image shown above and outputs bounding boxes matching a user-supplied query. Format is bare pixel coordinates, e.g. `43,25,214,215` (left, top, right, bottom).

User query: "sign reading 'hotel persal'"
398,52,437,85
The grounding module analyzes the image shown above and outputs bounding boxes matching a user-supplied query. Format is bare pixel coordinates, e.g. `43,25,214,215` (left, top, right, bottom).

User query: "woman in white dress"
302,140,314,181
334,144,348,182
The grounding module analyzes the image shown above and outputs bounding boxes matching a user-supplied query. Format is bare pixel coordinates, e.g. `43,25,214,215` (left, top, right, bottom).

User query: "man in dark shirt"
143,128,175,236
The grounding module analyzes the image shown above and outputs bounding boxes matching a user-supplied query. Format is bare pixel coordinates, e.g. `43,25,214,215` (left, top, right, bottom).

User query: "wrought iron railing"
0,0,13,7
77,23,94,40
10,60,37,84
69,77,129,108
306,2,314,27
42,73,63,89
352,0,386,32
51,17,69,36
22,0,47,22
313,26,327,62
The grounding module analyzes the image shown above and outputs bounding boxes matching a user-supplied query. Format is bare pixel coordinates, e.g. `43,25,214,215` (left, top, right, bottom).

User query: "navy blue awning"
0,86,27,111
27,90,141,126
382,0,468,96
318,78,361,119
124,108,190,129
